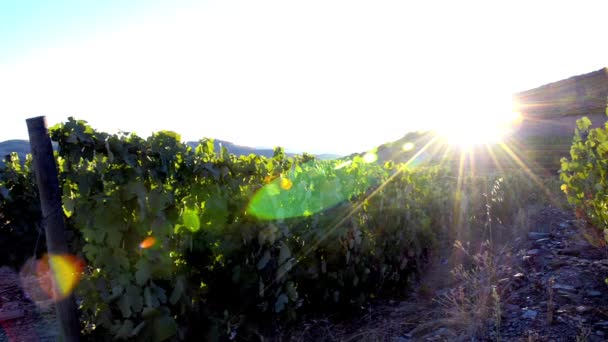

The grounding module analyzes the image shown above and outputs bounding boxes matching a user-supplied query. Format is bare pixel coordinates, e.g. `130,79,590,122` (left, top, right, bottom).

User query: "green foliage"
560,113,608,239
0,153,45,267
0,117,553,340
47,118,452,340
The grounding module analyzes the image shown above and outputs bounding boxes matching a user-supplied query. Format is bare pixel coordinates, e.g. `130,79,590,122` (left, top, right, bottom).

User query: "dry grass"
575,323,592,342
274,202,544,342
431,240,517,340
426,202,544,341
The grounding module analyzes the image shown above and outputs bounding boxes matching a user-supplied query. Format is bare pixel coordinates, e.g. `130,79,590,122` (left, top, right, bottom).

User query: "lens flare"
402,142,415,151
20,254,84,303
363,152,377,163
48,254,84,299
280,177,293,190
506,110,523,124
334,160,352,170
140,236,157,249
248,160,380,220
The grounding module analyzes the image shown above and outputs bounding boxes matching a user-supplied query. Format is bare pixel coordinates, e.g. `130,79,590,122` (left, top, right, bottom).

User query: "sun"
436,98,522,148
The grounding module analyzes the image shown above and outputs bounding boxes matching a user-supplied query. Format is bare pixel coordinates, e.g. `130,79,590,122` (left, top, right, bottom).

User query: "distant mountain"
0,139,340,163
186,140,288,158
202,140,340,160
0,140,32,161
346,131,436,164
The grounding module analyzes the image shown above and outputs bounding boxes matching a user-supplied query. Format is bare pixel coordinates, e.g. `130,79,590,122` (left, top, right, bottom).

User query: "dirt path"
394,206,608,342
0,267,57,342
400,206,608,342
495,207,608,341
283,205,608,341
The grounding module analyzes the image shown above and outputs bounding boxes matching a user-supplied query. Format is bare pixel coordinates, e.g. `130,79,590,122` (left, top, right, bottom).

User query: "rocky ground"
400,206,608,341
494,207,608,341
282,205,608,341
396,206,608,342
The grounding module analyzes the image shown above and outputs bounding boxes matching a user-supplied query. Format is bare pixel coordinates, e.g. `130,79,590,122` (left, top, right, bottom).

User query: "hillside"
513,67,608,139
0,139,340,163
186,140,340,160
370,68,608,173
509,68,608,172
514,67,608,118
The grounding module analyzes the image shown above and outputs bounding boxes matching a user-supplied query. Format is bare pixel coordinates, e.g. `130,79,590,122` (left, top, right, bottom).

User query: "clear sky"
1,0,607,154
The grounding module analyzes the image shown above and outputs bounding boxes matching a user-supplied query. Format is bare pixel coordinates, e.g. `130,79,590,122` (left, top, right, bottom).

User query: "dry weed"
433,240,516,340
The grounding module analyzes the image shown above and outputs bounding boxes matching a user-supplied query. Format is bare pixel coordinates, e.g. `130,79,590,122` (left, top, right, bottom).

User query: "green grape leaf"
275,293,289,313
286,282,298,301
152,315,177,342
62,197,75,218
158,130,181,142
182,207,200,232
131,321,146,338
118,294,132,318
107,284,124,302
576,117,592,132
149,191,171,215
83,228,105,244
135,259,152,286
276,260,293,282
257,250,271,270
151,283,167,304
121,284,143,317
82,244,98,260
130,286,144,313
115,319,134,339
278,242,291,265
142,307,160,319
106,229,123,248
151,216,171,237
144,286,154,308
259,278,265,297
169,277,184,305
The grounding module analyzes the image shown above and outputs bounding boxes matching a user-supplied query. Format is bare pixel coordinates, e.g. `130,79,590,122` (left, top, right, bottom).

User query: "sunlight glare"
436,97,522,148
402,142,415,151
363,152,378,163
334,160,352,170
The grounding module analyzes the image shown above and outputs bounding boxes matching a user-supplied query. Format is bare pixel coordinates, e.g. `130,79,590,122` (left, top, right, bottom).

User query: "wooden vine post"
26,116,81,342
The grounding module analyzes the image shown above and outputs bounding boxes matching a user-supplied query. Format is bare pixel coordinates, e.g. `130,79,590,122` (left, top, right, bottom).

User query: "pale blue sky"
1,1,167,61
1,0,607,154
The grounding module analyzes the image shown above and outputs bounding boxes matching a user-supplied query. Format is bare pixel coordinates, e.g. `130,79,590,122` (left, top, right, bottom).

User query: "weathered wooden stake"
26,116,80,342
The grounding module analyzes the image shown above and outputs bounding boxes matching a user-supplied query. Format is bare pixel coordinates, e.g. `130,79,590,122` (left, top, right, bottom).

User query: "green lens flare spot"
247,160,380,220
